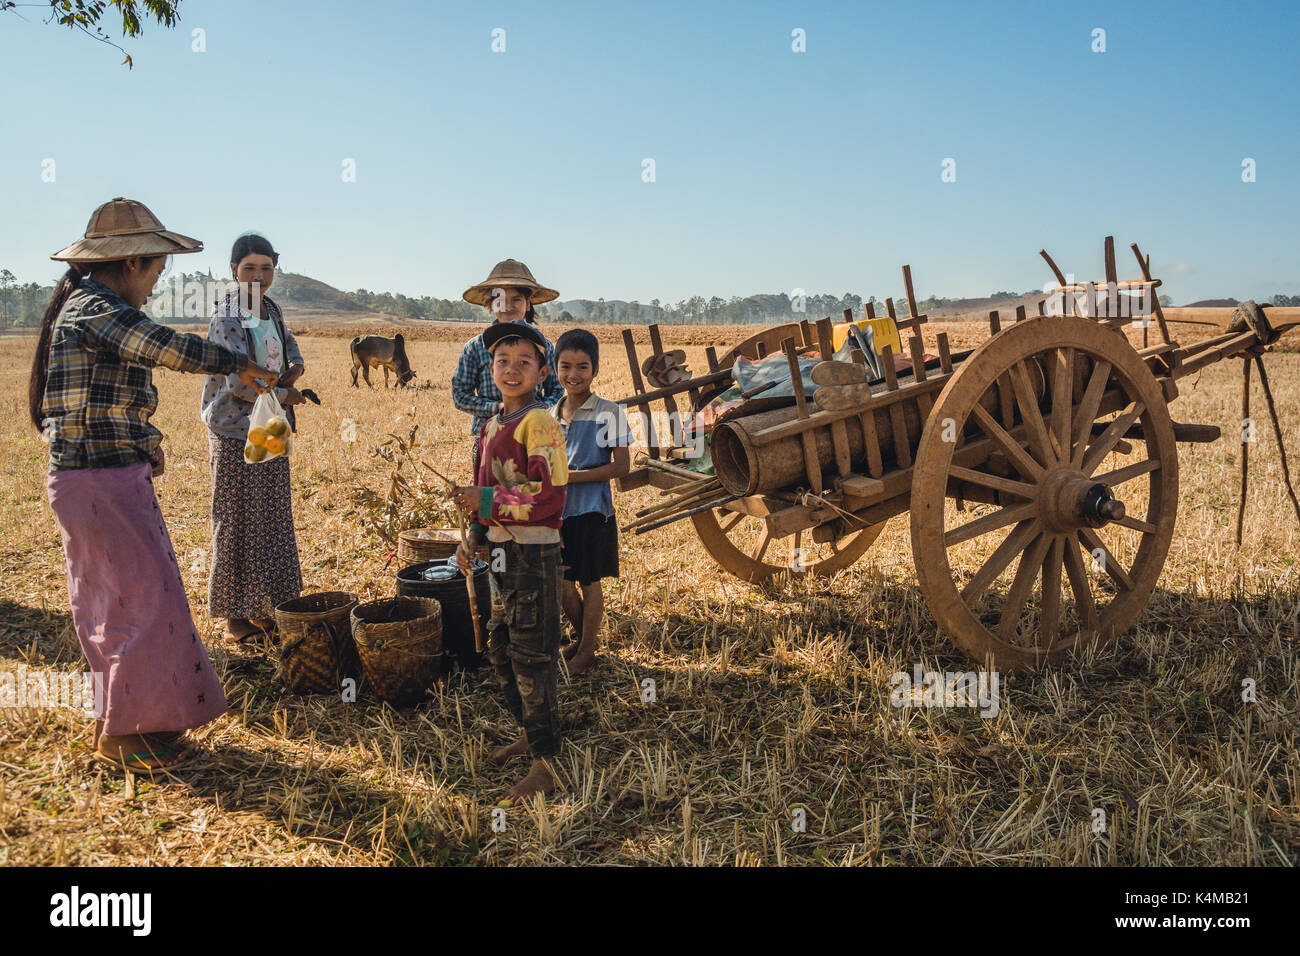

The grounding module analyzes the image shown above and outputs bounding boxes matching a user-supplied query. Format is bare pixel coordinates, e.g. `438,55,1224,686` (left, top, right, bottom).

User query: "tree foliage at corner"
1,1,184,68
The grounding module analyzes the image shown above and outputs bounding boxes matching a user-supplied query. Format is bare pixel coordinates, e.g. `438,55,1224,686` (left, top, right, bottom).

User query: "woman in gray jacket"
200,233,306,643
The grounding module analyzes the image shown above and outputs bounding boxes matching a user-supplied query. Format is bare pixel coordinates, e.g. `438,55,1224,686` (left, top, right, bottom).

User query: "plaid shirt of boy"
451,324,562,434
41,277,239,471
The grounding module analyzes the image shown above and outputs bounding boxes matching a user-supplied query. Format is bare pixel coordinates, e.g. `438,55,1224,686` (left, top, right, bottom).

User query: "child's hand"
455,533,480,573
451,485,485,513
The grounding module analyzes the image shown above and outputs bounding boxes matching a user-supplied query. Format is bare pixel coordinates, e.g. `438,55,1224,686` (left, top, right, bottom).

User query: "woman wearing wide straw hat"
201,232,306,643
452,259,563,442
31,198,279,773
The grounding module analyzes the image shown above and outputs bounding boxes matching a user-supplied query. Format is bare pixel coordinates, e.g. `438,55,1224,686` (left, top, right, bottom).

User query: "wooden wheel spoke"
1077,527,1134,591
1039,535,1064,646
912,316,1179,670
1010,361,1055,467
1050,348,1075,465
719,510,745,533
944,501,1039,548
1070,359,1113,469
961,519,1040,605
949,465,1038,500
1062,536,1098,631
997,532,1052,642
1094,458,1160,488
1081,401,1145,476
791,530,803,571
970,403,1045,481
1112,514,1157,535
753,526,773,563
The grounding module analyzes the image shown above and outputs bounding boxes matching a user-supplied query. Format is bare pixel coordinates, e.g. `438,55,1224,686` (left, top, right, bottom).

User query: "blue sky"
1,0,1296,305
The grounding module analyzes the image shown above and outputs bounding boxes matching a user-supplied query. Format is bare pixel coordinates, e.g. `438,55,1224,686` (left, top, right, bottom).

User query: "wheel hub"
1039,467,1125,532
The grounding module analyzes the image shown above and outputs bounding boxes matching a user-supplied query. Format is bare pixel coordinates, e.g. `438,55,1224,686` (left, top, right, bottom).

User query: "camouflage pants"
485,540,563,757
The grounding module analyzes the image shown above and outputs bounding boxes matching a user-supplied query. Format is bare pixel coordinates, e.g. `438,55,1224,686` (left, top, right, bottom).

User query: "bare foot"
224,618,259,643
506,759,557,802
566,647,598,675
489,735,529,764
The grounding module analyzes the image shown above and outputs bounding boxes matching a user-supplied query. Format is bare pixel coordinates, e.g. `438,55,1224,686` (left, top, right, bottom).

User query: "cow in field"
350,333,416,387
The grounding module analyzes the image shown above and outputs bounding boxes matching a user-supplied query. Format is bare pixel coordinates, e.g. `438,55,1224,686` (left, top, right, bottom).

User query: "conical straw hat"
51,197,203,262
462,258,559,306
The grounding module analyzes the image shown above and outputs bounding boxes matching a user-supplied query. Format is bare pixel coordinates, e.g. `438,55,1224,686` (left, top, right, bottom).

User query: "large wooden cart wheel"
691,508,885,584
911,316,1178,670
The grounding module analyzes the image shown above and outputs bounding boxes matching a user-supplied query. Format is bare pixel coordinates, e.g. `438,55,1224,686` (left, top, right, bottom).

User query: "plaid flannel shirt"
451,323,562,434
41,277,240,471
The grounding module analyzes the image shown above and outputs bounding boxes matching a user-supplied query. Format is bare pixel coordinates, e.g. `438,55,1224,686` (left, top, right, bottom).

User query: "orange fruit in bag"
248,426,268,446
245,442,268,462
265,417,290,438
264,435,285,455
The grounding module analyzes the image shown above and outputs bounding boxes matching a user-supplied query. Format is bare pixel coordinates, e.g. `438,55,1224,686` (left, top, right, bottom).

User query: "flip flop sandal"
94,744,189,774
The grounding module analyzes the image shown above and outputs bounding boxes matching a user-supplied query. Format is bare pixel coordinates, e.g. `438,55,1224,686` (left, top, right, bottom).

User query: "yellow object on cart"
832,314,902,357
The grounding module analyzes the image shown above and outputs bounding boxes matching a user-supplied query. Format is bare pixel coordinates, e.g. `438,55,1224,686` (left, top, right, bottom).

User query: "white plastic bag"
244,390,294,464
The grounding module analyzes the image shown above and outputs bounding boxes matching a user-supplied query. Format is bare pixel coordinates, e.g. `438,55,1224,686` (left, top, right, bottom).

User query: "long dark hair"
29,266,86,430
230,232,279,268
28,259,145,431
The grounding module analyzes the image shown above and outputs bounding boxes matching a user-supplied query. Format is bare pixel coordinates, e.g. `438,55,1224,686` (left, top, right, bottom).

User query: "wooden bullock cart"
616,238,1300,670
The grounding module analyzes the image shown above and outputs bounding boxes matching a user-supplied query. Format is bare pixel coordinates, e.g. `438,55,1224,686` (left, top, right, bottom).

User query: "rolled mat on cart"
395,558,490,672
351,596,442,707
711,356,1049,497
275,591,361,695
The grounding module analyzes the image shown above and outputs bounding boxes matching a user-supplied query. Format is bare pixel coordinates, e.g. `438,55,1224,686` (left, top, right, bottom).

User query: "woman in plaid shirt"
30,199,277,774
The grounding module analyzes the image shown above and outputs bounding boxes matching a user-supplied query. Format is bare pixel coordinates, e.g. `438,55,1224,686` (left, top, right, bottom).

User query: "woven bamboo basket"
397,528,460,565
351,596,442,707
275,591,360,695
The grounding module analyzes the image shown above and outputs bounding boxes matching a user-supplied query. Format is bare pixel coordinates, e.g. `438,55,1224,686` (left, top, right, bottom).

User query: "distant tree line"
0,270,54,330
0,265,1295,329
535,289,1049,326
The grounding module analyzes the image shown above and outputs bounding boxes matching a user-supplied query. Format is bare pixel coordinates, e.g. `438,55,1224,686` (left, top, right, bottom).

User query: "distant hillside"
1185,298,1239,308
261,272,367,313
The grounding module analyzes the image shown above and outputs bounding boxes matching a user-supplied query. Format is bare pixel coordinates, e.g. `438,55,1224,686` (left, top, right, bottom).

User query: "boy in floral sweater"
454,321,569,801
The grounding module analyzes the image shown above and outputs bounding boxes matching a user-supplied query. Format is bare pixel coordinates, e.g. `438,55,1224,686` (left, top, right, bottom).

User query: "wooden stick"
633,482,724,519
1130,242,1172,345
818,317,852,477
903,264,918,317
630,495,737,534
1252,355,1300,532
1237,357,1251,547
937,332,953,373
1039,249,1067,287
784,336,822,494
642,457,708,481
623,328,658,459
420,462,485,652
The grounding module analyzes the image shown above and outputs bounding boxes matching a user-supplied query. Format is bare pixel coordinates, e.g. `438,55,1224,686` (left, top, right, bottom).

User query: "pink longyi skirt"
46,461,227,736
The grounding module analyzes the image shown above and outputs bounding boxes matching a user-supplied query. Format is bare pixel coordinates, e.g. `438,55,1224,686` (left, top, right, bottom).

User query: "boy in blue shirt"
550,329,632,675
